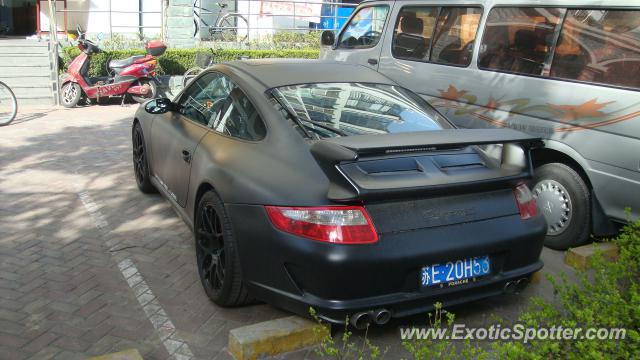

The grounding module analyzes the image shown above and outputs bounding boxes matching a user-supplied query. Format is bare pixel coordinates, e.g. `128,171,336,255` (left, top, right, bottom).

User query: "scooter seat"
109,55,147,72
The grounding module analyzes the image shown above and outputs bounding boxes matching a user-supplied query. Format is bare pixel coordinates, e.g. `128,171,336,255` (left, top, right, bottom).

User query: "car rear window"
270,82,453,139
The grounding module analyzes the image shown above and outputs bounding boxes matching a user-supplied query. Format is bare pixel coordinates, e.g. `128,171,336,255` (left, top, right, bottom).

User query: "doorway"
0,0,38,36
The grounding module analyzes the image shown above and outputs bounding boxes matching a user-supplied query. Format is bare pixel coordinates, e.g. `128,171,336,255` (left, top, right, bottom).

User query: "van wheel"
531,163,591,250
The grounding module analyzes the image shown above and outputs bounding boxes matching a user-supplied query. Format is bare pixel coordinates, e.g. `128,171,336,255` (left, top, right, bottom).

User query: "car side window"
210,84,267,141
338,5,389,49
478,7,565,76
392,6,482,66
178,72,233,127
550,9,640,90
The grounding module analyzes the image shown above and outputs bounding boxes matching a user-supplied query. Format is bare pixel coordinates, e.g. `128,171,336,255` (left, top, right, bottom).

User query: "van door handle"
367,58,378,65
181,149,191,163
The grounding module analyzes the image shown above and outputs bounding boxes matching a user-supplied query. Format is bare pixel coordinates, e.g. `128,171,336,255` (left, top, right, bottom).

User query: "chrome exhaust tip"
515,278,530,293
350,311,372,330
372,309,391,325
503,280,516,293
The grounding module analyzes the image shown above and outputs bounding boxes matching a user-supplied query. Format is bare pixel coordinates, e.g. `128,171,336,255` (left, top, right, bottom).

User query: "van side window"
478,7,565,76
392,7,482,66
392,7,438,61
431,8,482,66
338,6,390,49
550,9,640,90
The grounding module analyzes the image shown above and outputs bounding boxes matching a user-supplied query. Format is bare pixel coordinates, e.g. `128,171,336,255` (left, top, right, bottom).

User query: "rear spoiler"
310,129,543,201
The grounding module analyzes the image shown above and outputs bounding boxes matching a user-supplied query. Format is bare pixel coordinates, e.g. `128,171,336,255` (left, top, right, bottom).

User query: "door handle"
367,58,378,65
181,150,191,163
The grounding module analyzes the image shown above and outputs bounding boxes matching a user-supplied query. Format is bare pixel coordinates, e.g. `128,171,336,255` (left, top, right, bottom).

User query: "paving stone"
0,105,570,360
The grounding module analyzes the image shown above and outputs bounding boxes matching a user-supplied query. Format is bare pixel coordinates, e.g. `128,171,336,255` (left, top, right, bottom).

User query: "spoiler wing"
310,129,543,202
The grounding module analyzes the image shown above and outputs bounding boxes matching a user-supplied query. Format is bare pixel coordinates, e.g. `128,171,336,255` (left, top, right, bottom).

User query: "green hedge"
61,47,320,77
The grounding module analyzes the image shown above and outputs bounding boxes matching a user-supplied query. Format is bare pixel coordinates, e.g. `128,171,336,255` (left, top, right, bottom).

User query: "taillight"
513,183,537,219
265,205,378,244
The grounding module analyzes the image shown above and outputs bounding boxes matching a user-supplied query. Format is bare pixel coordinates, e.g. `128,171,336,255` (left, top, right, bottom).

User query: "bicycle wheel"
182,67,203,88
0,81,17,126
217,14,248,43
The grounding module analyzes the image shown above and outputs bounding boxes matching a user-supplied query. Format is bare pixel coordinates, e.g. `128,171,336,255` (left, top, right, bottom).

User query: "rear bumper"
227,204,546,323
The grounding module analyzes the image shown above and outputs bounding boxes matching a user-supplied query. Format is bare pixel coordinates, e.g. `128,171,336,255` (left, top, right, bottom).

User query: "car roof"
222,59,397,90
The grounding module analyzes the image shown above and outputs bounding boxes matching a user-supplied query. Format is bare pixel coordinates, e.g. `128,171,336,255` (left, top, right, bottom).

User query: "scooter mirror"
145,98,175,114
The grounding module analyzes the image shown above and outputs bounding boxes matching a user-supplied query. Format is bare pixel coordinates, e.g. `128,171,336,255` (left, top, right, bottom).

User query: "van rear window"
550,9,640,90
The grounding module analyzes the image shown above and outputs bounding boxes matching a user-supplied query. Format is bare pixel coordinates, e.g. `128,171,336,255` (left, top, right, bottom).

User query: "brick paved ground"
0,105,572,359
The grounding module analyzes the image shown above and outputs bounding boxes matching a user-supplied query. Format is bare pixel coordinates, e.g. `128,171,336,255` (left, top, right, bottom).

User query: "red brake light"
513,183,537,219
265,205,378,244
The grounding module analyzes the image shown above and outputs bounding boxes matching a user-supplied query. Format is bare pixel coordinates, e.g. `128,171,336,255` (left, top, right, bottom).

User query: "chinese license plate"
420,256,490,287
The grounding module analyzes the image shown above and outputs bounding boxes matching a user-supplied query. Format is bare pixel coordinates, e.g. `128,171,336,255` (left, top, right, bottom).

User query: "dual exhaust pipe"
350,308,391,329
503,277,530,294
349,277,529,329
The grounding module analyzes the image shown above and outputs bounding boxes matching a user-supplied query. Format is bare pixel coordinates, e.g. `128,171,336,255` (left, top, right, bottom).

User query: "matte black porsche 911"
131,59,546,328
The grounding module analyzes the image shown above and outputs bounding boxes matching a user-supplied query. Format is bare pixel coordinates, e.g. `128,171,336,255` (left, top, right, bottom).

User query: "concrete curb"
565,242,618,269
228,316,330,360
86,349,143,360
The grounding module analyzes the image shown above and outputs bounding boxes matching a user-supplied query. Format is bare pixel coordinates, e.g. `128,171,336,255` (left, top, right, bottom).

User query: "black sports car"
132,59,546,329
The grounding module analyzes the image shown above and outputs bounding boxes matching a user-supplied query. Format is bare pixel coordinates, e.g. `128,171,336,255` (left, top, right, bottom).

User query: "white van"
320,0,640,249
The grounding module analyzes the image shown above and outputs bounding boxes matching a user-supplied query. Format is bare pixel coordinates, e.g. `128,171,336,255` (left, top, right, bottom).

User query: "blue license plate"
420,256,490,287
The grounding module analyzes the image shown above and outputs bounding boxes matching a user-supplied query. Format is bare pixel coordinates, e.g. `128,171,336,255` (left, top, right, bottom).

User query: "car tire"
60,82,82,108
195,190,252,306
531,163,591,250
132,123,156,193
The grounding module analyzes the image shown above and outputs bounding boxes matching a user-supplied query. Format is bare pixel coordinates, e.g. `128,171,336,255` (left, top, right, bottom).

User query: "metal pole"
109,0,112,39
161,0,166,41
47,0,60,106
139,0,144,38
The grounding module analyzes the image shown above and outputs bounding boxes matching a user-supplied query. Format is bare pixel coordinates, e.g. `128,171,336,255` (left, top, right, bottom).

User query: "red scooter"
60,27,166,108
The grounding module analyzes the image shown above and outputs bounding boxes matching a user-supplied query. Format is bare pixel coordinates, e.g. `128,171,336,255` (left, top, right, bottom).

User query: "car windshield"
270,82,452,138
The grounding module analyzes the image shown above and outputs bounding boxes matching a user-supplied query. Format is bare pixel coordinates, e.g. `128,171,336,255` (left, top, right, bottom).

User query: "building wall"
166,0,196,48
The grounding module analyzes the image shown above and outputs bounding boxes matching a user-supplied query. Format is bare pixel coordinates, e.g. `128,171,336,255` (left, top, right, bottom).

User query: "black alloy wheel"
195,191,252,306
196,203,226,293
132,123,156,193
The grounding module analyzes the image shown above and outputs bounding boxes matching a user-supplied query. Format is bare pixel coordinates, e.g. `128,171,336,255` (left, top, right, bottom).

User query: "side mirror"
145,98,175,114
321,30,335,47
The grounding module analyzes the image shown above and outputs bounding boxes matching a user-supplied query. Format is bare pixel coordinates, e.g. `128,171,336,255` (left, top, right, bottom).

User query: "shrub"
60,47,320,77
492,214,640,359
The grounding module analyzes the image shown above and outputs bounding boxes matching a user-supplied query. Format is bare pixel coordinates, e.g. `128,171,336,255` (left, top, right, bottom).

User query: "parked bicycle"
192,0,249,42
0,81,18,126
182,49,217,88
